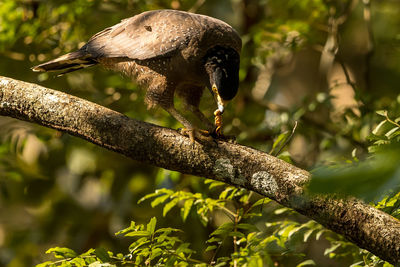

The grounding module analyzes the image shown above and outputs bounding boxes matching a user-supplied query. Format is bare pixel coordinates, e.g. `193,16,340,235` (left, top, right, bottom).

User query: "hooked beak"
212,84,226,114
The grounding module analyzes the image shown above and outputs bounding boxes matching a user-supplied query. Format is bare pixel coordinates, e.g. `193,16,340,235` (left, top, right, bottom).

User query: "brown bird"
32,9,242,142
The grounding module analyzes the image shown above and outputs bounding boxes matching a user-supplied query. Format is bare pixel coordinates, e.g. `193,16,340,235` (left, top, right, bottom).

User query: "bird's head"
204,46,240,114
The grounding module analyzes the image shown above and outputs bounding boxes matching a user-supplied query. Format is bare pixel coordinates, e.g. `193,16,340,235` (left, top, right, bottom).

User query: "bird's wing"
83,10,241,61
84,10,199,60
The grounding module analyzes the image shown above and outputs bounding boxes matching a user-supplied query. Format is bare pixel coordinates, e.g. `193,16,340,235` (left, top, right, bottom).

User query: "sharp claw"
197,129,211,136
178,128,213,144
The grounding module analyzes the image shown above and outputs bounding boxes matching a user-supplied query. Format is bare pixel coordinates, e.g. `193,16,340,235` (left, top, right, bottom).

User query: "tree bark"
1,76,399,264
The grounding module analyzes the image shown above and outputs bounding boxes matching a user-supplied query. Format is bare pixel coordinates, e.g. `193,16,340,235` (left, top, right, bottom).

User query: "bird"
32,9,242,143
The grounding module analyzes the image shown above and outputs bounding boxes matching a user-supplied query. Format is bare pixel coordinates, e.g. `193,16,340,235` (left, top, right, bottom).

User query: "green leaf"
163,198,179,216
181,198,194,222
150,248,163,260
372,120,387,135
260,236,282,248
270,131,290,155
349,261,364,267
367,133,388,142
229,231,245,238
87,261,114,267
277,151,293,163
287,226,305,239
247,255,265,267
211,222,234,237
138,192,159,204
146,217,157,234
176,243,194,255
151,194,170,207
36,262,54,267
129,238,150,251
81,248,96,256
46,247,77,259
125,230,151,237
71,257,86,266
376,110,388,117
274,207,291,215
303,229,315,242
251,198,271,208
115,221,136,236
315,230,326,240
205,179,226,189
278,224,297,238
138,188,173,204
85,256,97,264
155,227,181,234
206,236,222,243
94,247,110,262
205,245,217,252
324,243,341,256
246,232,258,242
297,259,316,266
385,127,400,139
219,187,232,199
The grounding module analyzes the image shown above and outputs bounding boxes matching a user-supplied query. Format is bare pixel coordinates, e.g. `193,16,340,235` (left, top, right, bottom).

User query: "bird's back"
33,10,241,75
84,9,242,61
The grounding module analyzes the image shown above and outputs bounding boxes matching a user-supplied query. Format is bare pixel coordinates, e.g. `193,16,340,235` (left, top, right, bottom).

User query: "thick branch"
1,76,399,264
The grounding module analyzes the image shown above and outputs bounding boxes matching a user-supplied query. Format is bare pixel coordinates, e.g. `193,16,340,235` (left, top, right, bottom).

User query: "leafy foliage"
38,217,196,266
39,179,393,266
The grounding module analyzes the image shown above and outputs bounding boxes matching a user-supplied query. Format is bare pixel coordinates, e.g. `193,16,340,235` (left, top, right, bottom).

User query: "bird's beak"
212,84,226,114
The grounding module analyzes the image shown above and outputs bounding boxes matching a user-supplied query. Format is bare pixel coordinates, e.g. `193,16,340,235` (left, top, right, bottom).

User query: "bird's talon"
178,128,213,144
179,128,195,144
197,129,211,136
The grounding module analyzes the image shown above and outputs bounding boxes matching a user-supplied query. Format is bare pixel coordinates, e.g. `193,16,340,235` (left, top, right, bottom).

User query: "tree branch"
0,76,399,264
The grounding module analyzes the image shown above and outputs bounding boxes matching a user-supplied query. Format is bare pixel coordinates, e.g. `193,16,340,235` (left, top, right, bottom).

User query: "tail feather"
32,50,97,74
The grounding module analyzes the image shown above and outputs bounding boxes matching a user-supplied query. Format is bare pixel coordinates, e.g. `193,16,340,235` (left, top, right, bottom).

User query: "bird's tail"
32,50,97,75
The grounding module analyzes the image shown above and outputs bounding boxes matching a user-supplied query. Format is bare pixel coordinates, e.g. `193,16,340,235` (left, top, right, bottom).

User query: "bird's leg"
186,105,214,133
162,106,212,143
185,103,230,142
186,105,233,142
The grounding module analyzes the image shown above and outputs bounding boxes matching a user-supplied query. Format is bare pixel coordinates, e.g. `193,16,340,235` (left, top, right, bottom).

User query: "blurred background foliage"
1,0,400,266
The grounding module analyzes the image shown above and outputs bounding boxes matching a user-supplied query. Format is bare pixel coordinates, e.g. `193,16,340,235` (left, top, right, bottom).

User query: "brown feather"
32,50,96,73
